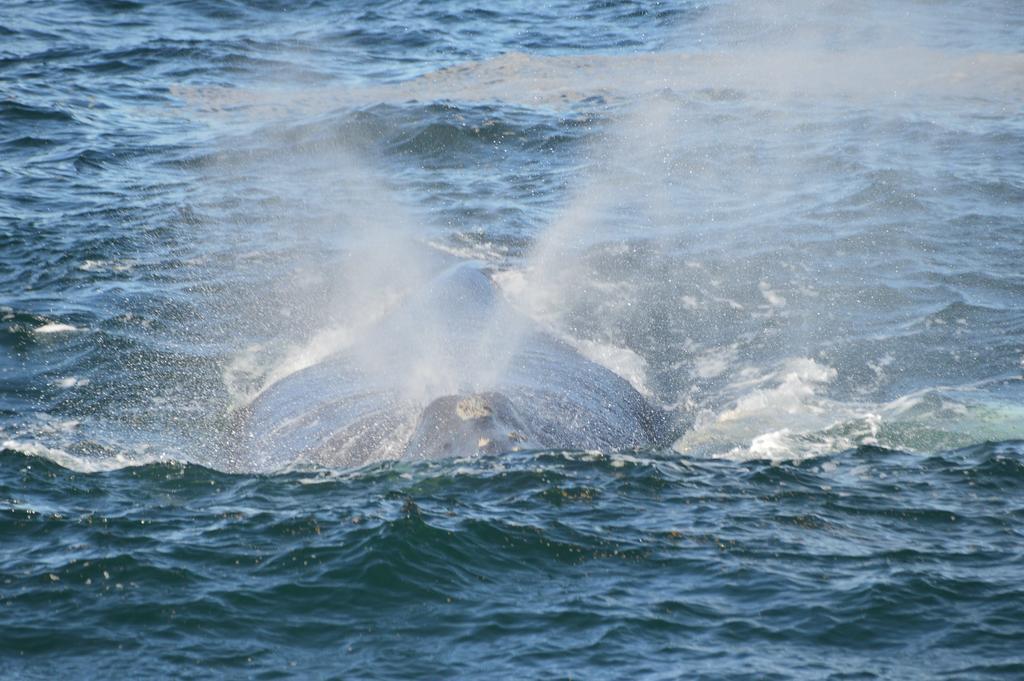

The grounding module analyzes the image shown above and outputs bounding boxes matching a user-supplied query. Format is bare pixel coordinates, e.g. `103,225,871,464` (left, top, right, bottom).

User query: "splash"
493,0,1024,460
164,0,1024,470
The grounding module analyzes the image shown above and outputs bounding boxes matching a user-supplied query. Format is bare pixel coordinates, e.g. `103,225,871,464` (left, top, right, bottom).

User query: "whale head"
403,392,536,460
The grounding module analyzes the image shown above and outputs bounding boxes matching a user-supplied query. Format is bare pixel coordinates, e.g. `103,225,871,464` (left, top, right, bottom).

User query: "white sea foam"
676,359,1024,463
35,323,81,334
426,238,506,265
78,259,133,273
676,357,862,462
40,419,81,434
1,439,169,473
719,358,836,423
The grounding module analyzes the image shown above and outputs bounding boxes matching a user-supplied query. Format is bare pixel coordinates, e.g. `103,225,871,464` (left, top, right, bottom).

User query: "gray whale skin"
240,262,670,471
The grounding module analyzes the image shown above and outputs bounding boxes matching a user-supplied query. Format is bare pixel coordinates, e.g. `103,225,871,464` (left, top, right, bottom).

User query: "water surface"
2,0,1023,677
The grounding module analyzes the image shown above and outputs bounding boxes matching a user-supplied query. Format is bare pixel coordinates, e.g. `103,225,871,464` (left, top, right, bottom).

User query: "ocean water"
2,0,1023,678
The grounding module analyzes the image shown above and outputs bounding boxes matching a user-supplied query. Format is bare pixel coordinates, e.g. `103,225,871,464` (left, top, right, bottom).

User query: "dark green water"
4,444,1023,679
2,0,1024,677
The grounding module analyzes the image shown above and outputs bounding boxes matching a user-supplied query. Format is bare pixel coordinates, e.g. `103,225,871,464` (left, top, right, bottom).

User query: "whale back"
240,263,670,471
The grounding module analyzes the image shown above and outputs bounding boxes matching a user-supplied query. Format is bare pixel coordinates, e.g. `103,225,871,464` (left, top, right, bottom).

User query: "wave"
4,434,1022,679
1,439,173,473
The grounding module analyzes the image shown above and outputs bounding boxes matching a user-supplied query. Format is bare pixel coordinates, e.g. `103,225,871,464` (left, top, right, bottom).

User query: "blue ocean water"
2,0,1023,678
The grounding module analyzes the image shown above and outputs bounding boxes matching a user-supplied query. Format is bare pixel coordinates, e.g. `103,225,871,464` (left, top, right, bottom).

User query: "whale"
238,262,671,471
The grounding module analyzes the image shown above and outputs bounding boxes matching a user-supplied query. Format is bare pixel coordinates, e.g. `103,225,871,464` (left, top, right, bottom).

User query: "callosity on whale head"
404,392,538,459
